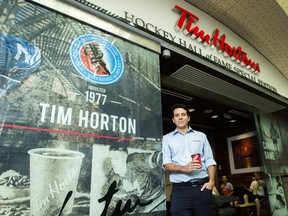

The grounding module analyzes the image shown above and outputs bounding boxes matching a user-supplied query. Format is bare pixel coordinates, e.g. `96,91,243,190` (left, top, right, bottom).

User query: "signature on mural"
98,180,153,216
59,180,153,216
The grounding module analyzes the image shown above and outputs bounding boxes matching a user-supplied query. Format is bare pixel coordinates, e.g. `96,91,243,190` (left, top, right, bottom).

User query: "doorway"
159,46,260,214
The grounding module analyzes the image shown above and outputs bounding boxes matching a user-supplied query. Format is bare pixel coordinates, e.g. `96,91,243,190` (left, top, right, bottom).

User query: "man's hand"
201,181,214,191
183,161,202,173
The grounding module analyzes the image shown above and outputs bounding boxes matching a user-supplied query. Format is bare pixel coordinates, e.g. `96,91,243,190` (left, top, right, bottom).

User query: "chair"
212,195,236,216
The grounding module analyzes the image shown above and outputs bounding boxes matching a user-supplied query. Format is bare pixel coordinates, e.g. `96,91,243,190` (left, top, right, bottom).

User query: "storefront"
0,0,287,215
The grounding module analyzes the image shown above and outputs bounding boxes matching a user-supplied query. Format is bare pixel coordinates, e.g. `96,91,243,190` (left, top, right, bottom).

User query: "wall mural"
257,115,288,216
0,0,165,215
258,116,288,173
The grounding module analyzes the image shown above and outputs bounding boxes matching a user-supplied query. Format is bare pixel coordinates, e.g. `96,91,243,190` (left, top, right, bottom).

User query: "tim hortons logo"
175,5,261,73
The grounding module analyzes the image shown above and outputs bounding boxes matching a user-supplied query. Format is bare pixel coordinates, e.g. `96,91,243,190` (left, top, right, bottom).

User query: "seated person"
220,175,234,196
243,172,265,216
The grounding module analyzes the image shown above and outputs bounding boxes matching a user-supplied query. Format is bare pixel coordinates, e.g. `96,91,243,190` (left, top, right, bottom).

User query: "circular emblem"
70,35,124,85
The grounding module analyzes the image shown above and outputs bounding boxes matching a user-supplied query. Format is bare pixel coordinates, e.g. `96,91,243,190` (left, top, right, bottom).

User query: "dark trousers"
170,185,212,216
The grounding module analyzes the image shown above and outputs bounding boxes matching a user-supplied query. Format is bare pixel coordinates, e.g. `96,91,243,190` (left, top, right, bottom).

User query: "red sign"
175,5,261,73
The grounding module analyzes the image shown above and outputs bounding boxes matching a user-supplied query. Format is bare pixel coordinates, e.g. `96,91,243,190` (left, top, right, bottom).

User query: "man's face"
172,108,190,130
110,150,128,177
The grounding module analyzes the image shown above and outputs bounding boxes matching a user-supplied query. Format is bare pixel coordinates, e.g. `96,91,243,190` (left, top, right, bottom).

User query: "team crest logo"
0,34,41,96
70,35,124,85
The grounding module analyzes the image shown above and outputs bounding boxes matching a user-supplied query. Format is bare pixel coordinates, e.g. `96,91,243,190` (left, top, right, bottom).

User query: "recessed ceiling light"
204,109,213,114
211,115,218,119
230,119,236,123
189,108,195,112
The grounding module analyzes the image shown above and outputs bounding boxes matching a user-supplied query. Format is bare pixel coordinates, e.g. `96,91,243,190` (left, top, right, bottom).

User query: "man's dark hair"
109,140,128,154
171,103,190,118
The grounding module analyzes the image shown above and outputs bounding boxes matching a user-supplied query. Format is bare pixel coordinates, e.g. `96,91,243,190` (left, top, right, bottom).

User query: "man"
244,172,265,216
162,103,216,216
220,175,234,196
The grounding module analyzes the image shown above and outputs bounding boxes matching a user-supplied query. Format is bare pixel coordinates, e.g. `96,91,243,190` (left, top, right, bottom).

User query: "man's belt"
172,177,209,187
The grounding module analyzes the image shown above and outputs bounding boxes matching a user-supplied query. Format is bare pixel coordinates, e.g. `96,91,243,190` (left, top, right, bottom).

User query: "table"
234,202,256,216
212,195,236,216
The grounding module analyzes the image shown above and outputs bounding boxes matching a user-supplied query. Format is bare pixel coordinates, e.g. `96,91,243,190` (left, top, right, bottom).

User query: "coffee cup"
28,148,84,216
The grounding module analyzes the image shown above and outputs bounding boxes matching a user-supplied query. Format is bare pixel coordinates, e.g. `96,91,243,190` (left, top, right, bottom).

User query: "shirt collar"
173,126,194,135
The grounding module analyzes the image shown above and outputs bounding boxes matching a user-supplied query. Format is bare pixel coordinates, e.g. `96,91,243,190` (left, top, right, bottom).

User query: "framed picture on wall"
227,131,262,174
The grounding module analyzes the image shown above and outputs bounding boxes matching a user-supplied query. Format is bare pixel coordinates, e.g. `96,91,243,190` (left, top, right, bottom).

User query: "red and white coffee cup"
191,153,202,165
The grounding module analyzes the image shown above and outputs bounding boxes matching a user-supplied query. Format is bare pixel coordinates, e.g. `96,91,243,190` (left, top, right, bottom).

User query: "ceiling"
160,87,256,134
160,61,257,132
185,0,288,80
160,0,288,131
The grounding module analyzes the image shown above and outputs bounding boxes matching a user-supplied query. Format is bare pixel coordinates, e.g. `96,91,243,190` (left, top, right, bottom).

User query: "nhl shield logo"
70,35,124,85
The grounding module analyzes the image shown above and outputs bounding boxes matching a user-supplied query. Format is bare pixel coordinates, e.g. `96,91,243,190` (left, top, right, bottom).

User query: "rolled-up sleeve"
162,134,172,170
203,134,217,168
